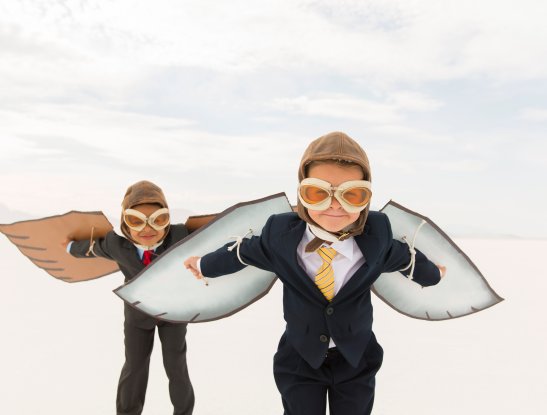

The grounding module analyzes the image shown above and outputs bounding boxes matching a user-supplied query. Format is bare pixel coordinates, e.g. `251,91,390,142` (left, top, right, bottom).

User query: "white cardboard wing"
373,201,503,320
114,193,292,323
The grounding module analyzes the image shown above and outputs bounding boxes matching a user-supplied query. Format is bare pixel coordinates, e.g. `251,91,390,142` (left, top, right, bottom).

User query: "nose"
329,196,343,210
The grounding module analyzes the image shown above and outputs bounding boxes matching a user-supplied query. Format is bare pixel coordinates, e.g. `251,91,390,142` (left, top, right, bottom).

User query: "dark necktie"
142,250,154,266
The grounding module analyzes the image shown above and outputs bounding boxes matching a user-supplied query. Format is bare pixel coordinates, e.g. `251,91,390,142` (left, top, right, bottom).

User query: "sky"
1,0,546,238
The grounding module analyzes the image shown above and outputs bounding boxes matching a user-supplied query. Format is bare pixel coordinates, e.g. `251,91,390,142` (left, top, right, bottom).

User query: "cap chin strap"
308,224,348,244
133,240,164,251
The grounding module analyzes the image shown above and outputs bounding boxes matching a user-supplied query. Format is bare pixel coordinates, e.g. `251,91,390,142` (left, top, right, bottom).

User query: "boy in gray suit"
67,180,194,415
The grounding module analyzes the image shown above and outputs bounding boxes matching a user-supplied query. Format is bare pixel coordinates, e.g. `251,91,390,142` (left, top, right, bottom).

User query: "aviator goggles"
298,178,372,213
123,208,170,232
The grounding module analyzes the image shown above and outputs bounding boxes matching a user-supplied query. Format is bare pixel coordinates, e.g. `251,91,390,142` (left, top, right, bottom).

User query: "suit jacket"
70,224,189,282
201,212,440,369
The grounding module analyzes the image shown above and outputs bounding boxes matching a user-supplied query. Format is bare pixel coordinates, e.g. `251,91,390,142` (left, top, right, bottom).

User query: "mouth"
321,213,347,218
139,234,157,239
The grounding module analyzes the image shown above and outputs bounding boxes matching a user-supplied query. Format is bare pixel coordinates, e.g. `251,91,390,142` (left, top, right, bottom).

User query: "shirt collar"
135,246,156,260
302,224,355,261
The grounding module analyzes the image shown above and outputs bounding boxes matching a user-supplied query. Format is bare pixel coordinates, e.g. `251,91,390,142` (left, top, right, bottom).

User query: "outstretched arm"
384,239,443,286
65,231,117,261
381,213,444,286
184,214,278,279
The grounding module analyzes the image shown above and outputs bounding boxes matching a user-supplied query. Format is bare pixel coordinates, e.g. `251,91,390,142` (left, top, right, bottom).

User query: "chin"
309,210,359,234
136,237,161,246
316,220,349,233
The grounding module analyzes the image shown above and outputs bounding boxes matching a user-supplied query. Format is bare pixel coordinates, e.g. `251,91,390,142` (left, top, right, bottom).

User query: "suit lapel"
155,241,167,257
333,224,382,303
129,247,145,270
278,220,328,304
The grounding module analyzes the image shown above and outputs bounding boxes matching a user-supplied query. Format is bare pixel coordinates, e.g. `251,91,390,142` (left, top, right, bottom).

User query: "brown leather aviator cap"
120,180,170,242
297,132,372,250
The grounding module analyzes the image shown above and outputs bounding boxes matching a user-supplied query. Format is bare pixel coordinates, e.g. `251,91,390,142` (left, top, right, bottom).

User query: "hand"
184,256,204,279
437,264,447,279
61,237,71,250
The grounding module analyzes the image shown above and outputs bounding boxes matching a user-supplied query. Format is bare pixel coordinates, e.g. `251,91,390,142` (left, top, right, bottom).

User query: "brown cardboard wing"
0,211,119,282
184,205,297,232
184,214,216,232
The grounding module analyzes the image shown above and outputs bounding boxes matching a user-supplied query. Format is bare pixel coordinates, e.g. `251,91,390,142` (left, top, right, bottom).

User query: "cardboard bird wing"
0,211,119,282
373,201,503,320
115,193,292,323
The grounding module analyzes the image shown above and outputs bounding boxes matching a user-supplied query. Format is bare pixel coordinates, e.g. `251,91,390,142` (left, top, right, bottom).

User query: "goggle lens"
152,212,170,227
125,214,146,228
300,185,330,204
341,187,370,206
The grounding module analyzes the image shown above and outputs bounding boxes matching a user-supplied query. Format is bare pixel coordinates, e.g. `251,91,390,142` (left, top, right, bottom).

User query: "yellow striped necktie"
315,246,337,301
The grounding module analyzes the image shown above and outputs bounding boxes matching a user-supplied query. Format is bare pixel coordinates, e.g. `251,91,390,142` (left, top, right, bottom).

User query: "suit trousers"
273,333,383,415
116,304,195,415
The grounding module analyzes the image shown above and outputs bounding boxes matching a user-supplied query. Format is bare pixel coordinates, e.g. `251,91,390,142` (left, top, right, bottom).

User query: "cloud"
2,0,547,86
388,91,442,112
271,95,400,122
0,202,32,223
0,100,310,215
1,0,546,238
518,107,547,122
270,91,442,122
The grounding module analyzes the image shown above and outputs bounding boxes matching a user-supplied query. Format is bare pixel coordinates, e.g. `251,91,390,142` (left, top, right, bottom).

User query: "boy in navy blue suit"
185,132,444,415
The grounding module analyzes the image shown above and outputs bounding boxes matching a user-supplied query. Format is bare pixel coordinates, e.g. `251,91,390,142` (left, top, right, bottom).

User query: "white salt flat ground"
1,237,546,414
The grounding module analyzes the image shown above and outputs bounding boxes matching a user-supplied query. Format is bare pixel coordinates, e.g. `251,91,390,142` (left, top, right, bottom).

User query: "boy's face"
306,163,363,232
128,203,166,247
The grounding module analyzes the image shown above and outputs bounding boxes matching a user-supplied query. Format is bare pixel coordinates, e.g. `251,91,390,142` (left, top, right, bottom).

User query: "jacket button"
319,335,329,343
326,307,334,316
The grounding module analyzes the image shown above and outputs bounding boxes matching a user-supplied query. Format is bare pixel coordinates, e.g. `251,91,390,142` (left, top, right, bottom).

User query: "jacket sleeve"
382,215,441,287
68,231,119,261
169,223,190,243
200,215,277,278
